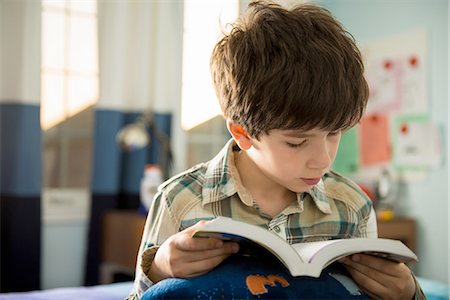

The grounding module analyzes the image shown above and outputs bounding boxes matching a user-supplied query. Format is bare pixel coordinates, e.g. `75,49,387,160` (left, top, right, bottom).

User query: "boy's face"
246,128,341,193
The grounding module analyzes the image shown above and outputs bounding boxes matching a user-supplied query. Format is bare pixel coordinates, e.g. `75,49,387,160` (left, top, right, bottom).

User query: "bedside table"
377,217,417,253
100,210,146,284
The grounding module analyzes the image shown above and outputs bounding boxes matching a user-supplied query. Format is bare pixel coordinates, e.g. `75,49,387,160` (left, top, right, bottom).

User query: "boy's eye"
286,141,306,148
328,131,341,137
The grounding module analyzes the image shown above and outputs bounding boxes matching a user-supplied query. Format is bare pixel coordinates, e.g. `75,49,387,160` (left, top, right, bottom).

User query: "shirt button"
274,225,281,233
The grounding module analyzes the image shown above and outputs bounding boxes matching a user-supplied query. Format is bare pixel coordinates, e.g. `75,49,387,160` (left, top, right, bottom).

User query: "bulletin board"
332,30,443,182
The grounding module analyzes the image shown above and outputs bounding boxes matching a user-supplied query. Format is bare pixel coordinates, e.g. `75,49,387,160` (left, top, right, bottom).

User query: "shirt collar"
202,139,332,214
306,178,332,214
202,139,239,205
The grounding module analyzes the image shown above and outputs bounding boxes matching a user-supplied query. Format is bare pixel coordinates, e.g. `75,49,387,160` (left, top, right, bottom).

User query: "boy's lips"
301,178,321,186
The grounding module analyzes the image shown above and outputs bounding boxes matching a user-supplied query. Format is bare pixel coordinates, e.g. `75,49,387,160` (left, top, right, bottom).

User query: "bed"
0,281,132,300
2,212,447,299
0,277,448,300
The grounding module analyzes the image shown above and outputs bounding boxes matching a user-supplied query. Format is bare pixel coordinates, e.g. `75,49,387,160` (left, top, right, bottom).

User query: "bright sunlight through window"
181,0,238,130
41,0,98,130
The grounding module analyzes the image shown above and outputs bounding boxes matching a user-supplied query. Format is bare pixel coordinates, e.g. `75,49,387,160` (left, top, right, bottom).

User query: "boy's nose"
307,144,332,170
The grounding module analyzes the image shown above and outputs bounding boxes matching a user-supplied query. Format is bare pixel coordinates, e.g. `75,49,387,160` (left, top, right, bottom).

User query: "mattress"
0,277,448,300
0,281,132,300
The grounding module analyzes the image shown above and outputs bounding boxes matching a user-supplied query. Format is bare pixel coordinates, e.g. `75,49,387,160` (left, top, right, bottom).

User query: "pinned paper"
365,58,402,113
360,114,391,166
332,128,359,175
363,30,428,115
401,54,427,114
393,116,442,169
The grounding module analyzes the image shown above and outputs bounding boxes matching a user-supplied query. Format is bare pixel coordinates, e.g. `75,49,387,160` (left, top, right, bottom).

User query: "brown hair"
210,0,369,138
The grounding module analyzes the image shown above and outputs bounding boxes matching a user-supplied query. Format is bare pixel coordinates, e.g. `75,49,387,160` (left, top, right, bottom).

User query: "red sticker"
384,60,392,70
400,124,409,134
409,56,418,67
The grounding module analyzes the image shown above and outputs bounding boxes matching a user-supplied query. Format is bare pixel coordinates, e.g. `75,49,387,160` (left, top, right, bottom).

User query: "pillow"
142,255,369,299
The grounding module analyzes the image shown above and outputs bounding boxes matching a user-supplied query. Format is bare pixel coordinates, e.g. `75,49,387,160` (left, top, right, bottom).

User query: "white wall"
317,0,448,283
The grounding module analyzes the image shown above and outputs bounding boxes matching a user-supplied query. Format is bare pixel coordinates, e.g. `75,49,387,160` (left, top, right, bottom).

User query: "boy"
128,1,424,299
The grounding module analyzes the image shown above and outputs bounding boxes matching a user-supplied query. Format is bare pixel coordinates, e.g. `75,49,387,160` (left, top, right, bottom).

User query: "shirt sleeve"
126,190,180,299
354,204,377,238
365,209,378,238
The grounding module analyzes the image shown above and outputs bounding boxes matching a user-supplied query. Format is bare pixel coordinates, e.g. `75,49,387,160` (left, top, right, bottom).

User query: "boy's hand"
148,220,239,282
340,254,416,300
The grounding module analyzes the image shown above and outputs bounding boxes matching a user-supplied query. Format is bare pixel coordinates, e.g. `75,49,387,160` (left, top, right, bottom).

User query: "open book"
193,217,418,278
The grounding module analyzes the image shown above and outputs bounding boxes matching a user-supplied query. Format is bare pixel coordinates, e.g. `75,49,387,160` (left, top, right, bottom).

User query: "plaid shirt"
127,139,378,299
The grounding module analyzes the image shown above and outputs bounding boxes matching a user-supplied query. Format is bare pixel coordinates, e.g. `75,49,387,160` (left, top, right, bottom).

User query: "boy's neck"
235,151,296,218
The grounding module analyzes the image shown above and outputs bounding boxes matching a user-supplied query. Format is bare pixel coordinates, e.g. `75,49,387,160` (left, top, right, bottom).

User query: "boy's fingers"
343,256,416,300
175,219,242,252
186,242,239,262
342,254,404,277
173,235,239,259
344,265,389,299
341,255,394,284
171,220,223,251
174,234,224,251
174,253,231,278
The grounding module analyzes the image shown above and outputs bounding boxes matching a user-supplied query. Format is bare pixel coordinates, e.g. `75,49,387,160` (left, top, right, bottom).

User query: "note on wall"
332,127,359,175
365,58,403,113
401,54,426,114
362,30,428,115
393,115,442,170
360,114,391,166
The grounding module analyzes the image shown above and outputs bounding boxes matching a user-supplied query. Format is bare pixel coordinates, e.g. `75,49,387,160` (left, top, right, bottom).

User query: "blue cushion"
417,277,450,300
142,255,369,299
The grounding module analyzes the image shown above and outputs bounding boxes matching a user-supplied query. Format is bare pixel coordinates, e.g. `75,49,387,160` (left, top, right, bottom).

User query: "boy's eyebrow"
283,128,342,138
283,131,315,138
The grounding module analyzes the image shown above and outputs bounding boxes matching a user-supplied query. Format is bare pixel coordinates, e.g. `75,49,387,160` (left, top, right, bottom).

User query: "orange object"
360,114,391,166
377,209,395,221
246,274,289,295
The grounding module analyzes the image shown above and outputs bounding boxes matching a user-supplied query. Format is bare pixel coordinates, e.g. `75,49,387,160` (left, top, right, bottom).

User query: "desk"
377,218,417,253
100,211,146,283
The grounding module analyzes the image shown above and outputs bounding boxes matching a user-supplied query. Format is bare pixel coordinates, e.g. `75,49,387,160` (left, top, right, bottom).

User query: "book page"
292,238,417,269
196,219,417,278
194,217,306,271
292,240,341,263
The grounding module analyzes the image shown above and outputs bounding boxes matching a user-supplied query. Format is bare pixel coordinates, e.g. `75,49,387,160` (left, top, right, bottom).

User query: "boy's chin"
287,183,314,194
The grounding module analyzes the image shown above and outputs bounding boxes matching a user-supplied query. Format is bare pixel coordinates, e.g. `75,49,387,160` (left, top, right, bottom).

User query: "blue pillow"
142,255,369,299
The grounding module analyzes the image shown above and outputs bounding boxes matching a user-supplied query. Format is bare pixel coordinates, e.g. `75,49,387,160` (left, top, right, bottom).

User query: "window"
41,0,98,130
40,0,98,188
181,0,238,130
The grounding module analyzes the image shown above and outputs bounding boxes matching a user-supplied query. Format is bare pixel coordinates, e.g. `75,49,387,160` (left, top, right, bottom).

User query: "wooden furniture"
377,217,417,253
100,210,146,284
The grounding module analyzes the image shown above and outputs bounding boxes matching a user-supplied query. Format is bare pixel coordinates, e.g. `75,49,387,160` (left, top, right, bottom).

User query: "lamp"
116,111,172,179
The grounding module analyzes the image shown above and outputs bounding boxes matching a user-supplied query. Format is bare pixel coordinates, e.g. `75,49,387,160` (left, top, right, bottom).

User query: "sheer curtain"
85,0,184,285
0,0,42,292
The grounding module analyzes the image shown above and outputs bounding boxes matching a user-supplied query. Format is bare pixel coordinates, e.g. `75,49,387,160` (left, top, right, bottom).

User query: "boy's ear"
226,119,253,150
